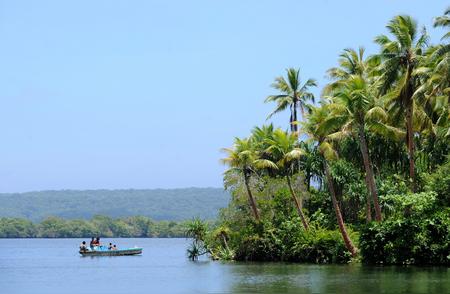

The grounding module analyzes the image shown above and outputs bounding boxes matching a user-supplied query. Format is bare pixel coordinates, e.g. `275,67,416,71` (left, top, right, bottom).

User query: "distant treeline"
0,188,229,221
0,215,195,238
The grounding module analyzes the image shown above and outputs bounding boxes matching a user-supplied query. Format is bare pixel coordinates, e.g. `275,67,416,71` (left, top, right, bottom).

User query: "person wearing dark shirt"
89,237,95,249
95,237,101,247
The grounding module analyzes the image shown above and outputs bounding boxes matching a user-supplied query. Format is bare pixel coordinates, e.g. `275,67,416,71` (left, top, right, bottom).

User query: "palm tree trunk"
404,65,416,192
293,102,298,133
406,102,415,192
289,104,295,133
306,171,311,192
324,162,358,257
244,173,260,221
357,125,382,222
286,175,309,230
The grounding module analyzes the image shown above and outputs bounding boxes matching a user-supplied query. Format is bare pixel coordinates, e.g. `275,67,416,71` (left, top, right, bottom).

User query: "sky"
0,0,448,192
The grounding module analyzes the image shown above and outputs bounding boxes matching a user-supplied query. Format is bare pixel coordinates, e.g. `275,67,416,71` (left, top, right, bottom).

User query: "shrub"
360,192,450,265
425,160,450,206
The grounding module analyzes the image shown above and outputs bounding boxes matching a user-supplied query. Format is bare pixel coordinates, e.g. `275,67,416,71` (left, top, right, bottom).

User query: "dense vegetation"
0,216,190,238
0,188,229,221
187,11,450,265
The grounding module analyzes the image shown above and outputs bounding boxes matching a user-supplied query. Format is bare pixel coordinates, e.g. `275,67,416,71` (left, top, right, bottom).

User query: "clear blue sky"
0,0,447,192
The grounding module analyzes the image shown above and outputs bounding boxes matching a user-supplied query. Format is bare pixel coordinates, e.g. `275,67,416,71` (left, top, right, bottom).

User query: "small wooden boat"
79,247,142,256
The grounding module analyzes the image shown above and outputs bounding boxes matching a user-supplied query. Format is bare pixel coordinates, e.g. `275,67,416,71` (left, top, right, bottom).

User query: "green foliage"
213,218,353,263
212,10,450,265
0,216,189,238
185,218,211,260
381,192,438,217
424,160,450,205
360,192,450,265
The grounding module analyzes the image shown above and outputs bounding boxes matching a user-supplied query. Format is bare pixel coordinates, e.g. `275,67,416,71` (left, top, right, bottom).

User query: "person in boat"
108,243,113,250
96,237,101,247
80,241,87,252
112,245,118,250
89,237,96,249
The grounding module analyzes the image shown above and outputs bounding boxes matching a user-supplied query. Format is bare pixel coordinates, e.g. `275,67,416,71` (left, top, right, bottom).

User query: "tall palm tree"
374,15,429,191
326,76,383,221
265,68,317,134
303,104,358,256
414,8,449,131
265,129,310,230
325,47,380,222
221,137,276,221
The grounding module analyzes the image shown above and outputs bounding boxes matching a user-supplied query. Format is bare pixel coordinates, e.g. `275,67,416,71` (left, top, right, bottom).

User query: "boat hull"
79,248,142,256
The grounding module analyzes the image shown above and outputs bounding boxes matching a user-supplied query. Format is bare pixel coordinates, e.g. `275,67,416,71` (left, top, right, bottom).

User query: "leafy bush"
424,160,450,206
360,192,450,265
229,219,353,263
288,227,353,263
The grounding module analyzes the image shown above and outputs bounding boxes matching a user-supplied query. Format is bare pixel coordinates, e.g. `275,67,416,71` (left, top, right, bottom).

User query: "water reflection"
224,263,450,293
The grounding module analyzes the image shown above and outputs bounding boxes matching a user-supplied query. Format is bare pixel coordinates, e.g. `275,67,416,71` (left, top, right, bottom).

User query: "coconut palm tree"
265,68,317,134
264,129,310,230
303,104,358,256
221,137,276,221
414,8,449,131
326,76,383,221
325,47,381,222
374,15,429,191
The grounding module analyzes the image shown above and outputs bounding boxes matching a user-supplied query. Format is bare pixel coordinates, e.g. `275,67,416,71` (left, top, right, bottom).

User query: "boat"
79,246,142,256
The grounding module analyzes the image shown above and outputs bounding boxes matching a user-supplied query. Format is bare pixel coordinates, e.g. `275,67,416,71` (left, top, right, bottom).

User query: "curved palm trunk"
244,173,260,221
286,175,309,230
357,124,382,222
324,162,358,257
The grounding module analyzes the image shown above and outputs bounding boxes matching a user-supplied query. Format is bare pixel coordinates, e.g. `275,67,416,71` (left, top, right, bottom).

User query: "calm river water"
0,238,448,293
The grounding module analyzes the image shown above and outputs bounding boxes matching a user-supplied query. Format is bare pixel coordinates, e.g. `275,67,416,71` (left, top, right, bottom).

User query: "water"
0,238,448,294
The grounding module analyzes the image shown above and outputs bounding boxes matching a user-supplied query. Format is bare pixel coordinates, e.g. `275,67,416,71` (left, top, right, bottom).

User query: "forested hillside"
0,188,229,221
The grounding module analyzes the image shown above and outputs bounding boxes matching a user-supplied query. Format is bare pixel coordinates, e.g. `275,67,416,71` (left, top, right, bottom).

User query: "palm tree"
326,76,384,221
265,129,310,230
325,47,382,222
303,104,358,256
221,137,276,221
265,68,317,134
374,15,429,191
414,8,449,136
